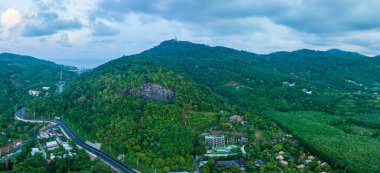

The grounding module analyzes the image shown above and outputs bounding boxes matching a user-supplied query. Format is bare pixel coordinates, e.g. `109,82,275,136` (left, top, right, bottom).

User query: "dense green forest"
28,40,380,172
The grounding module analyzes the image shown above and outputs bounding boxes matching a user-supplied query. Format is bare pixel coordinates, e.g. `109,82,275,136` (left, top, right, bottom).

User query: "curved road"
15,108,138,173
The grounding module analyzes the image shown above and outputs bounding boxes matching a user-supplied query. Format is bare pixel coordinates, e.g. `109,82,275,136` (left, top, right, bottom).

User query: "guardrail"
14,108,138,173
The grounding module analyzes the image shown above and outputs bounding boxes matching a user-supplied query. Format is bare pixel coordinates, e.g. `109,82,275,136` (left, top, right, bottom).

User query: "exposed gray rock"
139,83,173,102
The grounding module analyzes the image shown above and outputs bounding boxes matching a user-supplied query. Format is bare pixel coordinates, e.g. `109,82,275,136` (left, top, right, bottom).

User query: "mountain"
260,48,380,91
31,40,380,172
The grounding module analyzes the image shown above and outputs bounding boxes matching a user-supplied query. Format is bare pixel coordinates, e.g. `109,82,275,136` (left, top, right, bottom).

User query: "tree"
266,161,275,170
246,161,255,172
201,165,210,173
273,144,283,152
230,164,240,173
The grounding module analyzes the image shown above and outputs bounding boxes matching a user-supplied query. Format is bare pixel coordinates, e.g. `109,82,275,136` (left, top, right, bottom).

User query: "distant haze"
1,0,380,67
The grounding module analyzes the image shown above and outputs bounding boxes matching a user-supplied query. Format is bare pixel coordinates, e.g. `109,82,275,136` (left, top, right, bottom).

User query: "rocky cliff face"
138,83,173,102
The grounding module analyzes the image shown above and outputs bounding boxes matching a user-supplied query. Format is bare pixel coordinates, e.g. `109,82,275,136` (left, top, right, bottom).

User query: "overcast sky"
1,0,380,67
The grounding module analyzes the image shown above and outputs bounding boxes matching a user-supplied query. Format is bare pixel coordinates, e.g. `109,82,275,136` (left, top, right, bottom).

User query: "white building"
28,90,41,96
302,89,313,95
62,143,72,151
42,87,50,90
46,141,58,150
205,135,225,148
31,148,41,156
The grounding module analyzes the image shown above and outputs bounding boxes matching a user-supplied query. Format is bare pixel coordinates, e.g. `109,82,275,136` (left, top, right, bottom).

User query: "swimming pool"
214,147,230,153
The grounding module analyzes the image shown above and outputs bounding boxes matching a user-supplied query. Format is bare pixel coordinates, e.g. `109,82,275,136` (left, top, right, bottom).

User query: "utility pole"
32,109,36,135
137,159,139,170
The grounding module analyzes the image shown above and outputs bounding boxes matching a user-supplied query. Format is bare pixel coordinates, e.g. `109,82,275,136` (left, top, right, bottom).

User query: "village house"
30,148,42,156
229,115,243,123
297,164,305,169
62,143,72,151
39,131,49,138
42,87,50,90
46,141,58,150
302,89,313,95
215,160,240,169
282,81,295,87
56,136,67,144
28,90,41,96
276,155,284,160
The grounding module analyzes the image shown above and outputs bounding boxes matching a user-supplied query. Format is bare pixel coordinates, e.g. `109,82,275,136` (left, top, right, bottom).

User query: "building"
42,87,50,90
229,115,243,123
215,160,239,169
62,143,72,151
283,81,295,87
302,89,313,95
46,141,58,150
39,131,49,138
28,90,41,96
56,136,67,144
31,148,41,156
205,135,225,148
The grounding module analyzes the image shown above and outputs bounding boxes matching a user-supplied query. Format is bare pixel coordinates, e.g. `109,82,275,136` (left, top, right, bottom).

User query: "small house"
28,90,41,96
46,141,58,150
229,115,243,123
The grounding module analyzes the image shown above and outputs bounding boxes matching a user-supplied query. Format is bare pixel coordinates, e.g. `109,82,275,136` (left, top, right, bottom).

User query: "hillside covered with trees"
29,40,380,172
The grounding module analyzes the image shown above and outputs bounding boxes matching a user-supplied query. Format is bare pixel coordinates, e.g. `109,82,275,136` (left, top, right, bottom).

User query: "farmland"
266,111,380,173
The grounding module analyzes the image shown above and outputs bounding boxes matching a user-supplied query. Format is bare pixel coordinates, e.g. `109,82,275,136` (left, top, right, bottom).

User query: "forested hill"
31,40,380,172
260,49,380,91
0,53,77,144
145,40,380,92
0,53,77,70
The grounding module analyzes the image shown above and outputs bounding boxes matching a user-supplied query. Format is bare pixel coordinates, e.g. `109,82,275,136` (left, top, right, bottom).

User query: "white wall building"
205,135,225,148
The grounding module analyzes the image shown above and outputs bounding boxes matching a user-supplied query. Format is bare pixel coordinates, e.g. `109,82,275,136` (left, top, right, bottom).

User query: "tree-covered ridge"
259,49,380,91
146,40,380,92
28,40,380,172
0,53,76,70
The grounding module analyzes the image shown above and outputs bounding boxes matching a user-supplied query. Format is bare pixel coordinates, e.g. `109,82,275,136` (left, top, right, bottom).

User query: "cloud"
22,11,82,37
93,0,380,35
91,21,120,36
1,8,22,29
58,32,72,47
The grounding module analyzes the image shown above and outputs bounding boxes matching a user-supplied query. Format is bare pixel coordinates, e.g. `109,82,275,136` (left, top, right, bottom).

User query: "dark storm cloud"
93,0,380,35
22,12,82,37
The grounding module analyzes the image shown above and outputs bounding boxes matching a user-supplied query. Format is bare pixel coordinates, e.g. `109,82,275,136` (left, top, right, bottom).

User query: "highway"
15,108,138,173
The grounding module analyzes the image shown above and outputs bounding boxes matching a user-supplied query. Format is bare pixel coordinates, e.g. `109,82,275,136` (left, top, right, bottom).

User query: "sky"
1,0,380,68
